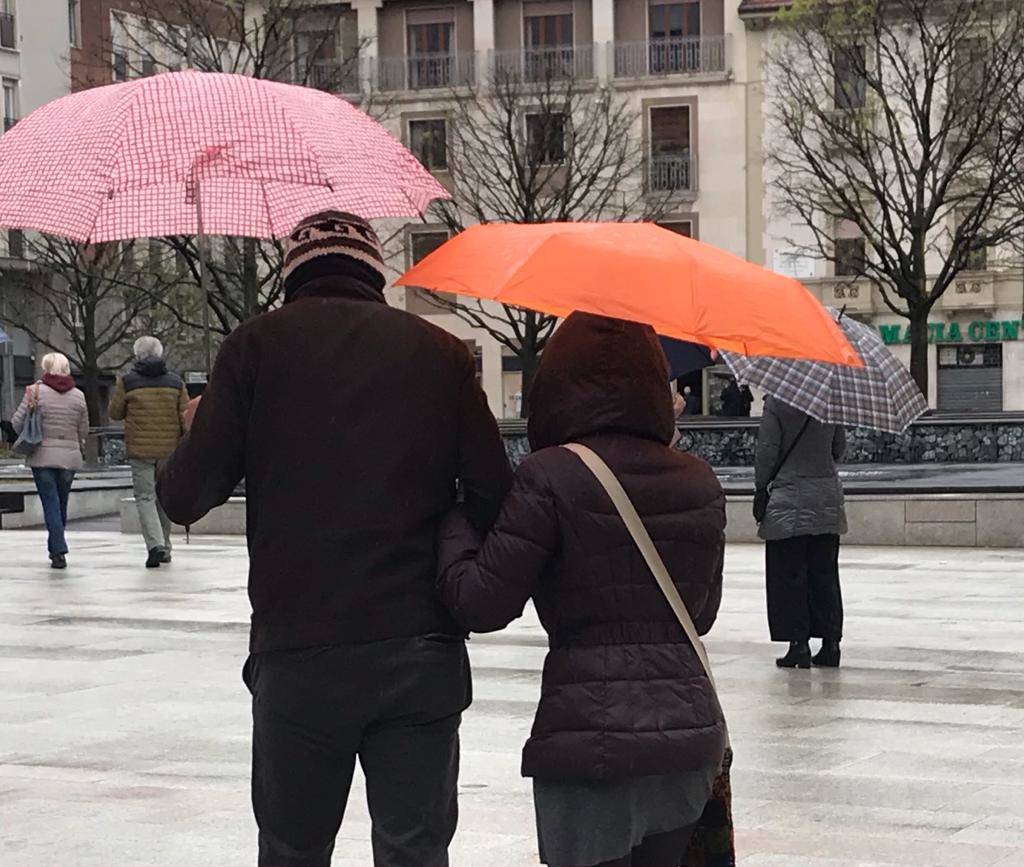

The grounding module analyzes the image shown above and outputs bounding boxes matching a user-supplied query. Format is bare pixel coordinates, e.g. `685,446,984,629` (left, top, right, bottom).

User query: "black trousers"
765,534,843,642
243,635,471,867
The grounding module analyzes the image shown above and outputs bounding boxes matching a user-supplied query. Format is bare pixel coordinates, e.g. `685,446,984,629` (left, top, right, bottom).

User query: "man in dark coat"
158,211,512,867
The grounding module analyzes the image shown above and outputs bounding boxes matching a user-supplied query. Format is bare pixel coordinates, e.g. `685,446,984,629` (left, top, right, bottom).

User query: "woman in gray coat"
12,352,89,569
755,396,846,668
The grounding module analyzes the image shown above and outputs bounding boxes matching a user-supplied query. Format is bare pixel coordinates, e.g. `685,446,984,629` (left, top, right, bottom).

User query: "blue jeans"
32,468,76,555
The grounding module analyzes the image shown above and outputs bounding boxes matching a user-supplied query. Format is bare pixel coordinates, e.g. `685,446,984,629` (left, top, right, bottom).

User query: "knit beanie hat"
282,211,387,301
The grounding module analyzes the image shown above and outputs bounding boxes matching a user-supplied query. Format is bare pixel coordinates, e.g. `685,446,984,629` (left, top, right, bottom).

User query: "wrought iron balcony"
296,58,361,94
614,35,729,79
648,154,696,194
376,52,476,92
491,45,594,82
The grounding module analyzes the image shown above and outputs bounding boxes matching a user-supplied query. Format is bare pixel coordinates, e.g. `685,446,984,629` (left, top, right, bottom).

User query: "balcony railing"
492,45,594,82
648,154,695,194
296,58,360,94
614,36,729,79
0,12,14,50
376,52,476,92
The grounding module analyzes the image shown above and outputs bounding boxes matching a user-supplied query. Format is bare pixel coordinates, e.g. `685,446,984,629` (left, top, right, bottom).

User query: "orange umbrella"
397,222,863,366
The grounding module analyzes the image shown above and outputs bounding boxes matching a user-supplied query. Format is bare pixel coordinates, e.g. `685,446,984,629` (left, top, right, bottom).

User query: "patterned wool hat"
282,211,387,297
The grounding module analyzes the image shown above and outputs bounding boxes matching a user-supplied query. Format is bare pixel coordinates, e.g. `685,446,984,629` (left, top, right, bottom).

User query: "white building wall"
17,0,72,113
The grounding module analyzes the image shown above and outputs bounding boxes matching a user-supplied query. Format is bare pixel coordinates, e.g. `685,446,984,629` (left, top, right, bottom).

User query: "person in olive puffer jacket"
108,336,188,568
438,313,727,867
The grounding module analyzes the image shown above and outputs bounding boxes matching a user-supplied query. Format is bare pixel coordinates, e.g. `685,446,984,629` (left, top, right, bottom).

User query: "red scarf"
42,373,75,393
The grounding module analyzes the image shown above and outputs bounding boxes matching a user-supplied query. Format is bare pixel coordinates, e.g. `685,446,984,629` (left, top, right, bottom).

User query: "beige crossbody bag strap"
563,443,718,692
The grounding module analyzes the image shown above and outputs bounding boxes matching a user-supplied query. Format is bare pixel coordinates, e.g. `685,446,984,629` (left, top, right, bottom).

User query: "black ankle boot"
813,640,841,668
50,553,67,570
776,641,811,669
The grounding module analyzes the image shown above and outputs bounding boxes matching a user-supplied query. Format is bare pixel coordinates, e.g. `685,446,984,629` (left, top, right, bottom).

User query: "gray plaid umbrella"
720,310,928,433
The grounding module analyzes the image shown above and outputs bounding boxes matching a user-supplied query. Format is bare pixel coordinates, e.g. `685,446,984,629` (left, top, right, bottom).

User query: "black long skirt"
765,534,843,642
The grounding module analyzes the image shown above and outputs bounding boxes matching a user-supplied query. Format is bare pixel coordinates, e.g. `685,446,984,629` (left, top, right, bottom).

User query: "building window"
953,38,987,108
405,230,454,314
834,239,866,277
658,220,695,238
523,1,574,79
69,0,81,47
0,0,15,50
7,228,23,258
648,0,701,73
2,78,17,132
649,105,692,192
112,48,129,81
526,112,567,165
295,25,340,90
407,8,455,89
409,118,448,171
957,209,988,272
833,44,867,111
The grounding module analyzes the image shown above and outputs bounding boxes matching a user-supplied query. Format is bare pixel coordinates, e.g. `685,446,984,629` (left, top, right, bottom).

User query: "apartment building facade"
275,0,764,416
742,0,1024,414
0,0,75,420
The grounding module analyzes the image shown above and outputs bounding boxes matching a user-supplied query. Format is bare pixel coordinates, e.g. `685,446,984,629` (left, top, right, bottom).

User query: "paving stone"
2,531,1024,865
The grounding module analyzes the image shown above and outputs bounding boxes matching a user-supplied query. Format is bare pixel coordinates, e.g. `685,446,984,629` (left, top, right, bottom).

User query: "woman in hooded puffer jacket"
11,352,88,569
437,313,727,867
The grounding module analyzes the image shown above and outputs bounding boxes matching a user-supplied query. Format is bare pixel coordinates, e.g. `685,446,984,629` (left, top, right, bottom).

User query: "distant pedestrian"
755,396,846,668
681,385,701,415
108,337,187,569
437,314,728,867
11,352,88,569
720,380,753,417
157,211,512,867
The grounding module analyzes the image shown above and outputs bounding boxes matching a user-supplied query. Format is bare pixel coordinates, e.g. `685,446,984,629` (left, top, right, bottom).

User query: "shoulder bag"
562,443,736,867
12,383,43,457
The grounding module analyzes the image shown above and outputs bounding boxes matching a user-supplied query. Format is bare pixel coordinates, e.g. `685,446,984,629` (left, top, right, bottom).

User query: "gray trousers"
130,458,172,552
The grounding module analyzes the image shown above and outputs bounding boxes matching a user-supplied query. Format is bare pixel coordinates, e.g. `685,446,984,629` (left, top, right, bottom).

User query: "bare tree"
765,0,1024,393
409,66,670,415
76,0,380,337
4,236,188,423
83,0,366,93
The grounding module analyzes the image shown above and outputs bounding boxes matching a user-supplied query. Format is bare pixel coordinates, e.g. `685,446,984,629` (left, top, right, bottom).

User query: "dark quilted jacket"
438,313,727,781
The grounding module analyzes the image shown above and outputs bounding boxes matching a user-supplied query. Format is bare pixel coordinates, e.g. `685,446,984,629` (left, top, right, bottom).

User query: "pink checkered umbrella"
0,70,446,241
0,70,446,373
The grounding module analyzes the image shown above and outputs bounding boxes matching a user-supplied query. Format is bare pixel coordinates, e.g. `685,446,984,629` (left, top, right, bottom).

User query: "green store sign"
879,319,1023,346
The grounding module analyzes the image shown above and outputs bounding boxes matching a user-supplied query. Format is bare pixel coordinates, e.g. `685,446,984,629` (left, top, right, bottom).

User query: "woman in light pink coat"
12,353,89,569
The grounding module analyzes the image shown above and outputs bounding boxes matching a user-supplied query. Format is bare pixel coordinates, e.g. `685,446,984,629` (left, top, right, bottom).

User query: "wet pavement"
2,532,1024,866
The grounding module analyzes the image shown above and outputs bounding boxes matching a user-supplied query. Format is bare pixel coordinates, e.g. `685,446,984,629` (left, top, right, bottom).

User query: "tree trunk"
908,304,930,398
81,365,103,427
242,238,259,320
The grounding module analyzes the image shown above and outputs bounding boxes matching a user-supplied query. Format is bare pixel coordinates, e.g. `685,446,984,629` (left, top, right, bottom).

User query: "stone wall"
499,415,1024,468
95,415,1024,470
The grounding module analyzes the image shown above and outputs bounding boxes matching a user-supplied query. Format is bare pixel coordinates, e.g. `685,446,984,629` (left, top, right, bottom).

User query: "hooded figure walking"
157,211,511,867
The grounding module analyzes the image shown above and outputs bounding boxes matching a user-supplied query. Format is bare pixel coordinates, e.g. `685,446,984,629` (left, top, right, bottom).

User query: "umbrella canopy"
720,311,928,433
397,222,862,366
0,71,446,242
659,337,716,380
